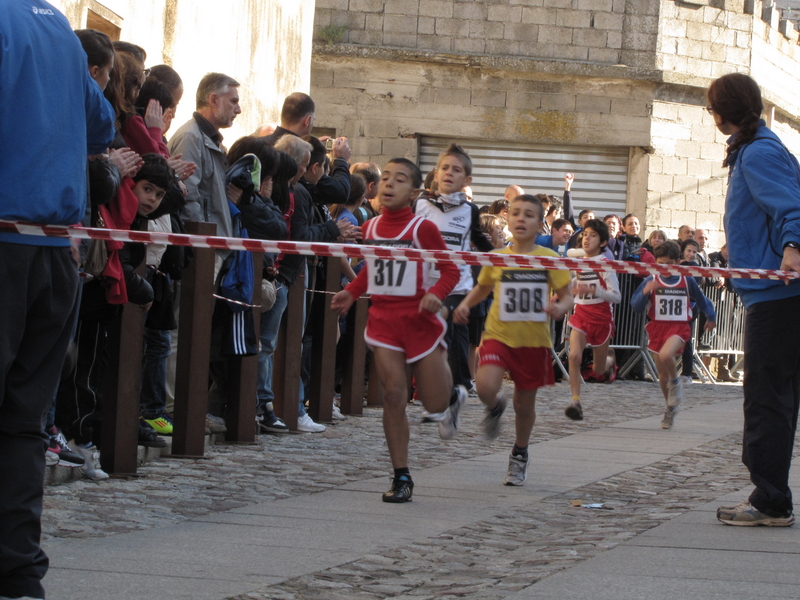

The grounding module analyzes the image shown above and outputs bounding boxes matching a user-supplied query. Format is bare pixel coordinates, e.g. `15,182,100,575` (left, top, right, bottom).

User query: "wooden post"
340,297,368,416
366,350,383,407
224,252,263,442
307,258,340,423
172,221,216,457
272,271,304,431
100,279,145,476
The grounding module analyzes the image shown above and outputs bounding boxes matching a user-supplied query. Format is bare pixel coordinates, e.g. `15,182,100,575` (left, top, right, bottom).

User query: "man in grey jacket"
168,72,241,239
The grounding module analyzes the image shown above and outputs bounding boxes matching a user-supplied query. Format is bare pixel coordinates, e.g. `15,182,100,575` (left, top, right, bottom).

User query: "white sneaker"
503,453,529,486
680,375,693,386
420,410,445,423
297,414,326,433
68,442,110,480
45,450,59,467
331,404,346,421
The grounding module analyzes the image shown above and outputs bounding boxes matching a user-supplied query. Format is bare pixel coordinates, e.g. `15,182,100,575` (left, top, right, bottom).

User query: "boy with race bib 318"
453,194,573,486
631,240,716,429
331,158,466,504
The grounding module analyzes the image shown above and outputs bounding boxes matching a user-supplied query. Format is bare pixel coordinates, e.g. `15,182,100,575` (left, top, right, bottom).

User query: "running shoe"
438,385,467,440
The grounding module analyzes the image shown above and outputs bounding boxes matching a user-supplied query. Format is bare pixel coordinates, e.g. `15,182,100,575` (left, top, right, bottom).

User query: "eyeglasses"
705,105,714,114
142,68,151,77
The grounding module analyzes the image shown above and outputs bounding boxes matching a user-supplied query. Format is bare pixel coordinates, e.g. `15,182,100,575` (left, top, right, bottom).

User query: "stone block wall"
646,96,729,246
314,0,652,66
312,51,653,163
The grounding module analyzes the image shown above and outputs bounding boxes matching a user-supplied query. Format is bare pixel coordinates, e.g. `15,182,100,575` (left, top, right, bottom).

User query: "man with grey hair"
168,72,241,238
167,73,241,434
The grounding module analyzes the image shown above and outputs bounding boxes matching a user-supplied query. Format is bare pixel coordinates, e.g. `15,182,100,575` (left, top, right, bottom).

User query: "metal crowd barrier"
694,281,745,375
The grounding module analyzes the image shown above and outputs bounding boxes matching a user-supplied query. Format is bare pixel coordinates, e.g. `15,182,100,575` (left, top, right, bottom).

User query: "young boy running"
331,158,467,503
415,143,494,396
454,195,573,486
631,241,716,429
565,219,621,420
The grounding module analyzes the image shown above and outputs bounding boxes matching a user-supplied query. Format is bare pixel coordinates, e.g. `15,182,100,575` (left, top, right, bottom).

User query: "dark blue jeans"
140,327,172,419
743,294,800,515
0,243,79,599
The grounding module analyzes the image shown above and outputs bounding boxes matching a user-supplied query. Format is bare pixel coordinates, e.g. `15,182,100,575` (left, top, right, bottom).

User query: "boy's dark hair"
387,158,423,188
302,135,327,167
133,153,174,190
135,77,174,112
546,202,561,217
513,194,544,221
74,29,114,69
148,64,183,96
424,168,437,190
478,204,490,214
351,162,380,186
348,173,367,205
281,92,315,124
271,151,300,214
489,198,508,215
551,217,571,231
535,193,556,208
583,218,610,245
437,143,473,177
655,240,681,261
113,40,146,62
227,135,279,182
681,238,700,253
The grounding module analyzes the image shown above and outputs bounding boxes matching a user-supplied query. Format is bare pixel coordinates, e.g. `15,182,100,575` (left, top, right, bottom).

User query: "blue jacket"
723,123,800,308
0,0,115,246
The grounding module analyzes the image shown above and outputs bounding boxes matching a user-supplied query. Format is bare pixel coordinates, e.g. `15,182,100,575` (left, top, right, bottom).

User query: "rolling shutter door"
418,137,630,216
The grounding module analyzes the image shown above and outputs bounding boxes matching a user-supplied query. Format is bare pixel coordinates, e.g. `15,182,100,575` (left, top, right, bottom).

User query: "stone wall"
312,0,800,248
315,0,639,65
53,0,314,143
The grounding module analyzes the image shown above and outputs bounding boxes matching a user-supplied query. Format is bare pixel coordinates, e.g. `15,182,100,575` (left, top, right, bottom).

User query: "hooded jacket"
723,123,800,308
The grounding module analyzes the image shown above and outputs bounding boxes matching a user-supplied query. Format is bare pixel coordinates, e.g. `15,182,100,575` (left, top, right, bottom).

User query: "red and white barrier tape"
1,219,797,281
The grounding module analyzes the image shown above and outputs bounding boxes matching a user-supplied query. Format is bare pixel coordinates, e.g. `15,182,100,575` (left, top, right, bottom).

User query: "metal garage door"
418,137,630,216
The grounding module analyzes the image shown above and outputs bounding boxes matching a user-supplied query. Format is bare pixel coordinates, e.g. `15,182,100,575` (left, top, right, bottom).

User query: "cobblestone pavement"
44,380,747,542
44,380,781,600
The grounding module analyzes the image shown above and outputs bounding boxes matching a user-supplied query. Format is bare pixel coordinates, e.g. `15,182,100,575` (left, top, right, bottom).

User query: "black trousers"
443,294,471,389
0,243,79,599
742,294,800,515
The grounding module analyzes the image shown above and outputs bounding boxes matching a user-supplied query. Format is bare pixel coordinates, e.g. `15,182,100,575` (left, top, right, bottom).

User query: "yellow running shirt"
478,246,572,348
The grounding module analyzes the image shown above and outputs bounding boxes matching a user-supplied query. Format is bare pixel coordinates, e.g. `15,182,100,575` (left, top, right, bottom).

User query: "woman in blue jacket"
708,73,800,527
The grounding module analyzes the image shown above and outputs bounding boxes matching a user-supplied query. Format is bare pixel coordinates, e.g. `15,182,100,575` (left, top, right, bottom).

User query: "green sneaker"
144,412,174,435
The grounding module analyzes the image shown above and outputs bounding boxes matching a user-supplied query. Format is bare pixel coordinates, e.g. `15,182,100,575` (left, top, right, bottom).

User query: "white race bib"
654,291,688,321
499,270,548,322
367,258,417,297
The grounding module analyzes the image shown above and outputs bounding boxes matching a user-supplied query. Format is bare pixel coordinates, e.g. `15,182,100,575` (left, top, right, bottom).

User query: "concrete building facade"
311,0,800,245
53,0,315,145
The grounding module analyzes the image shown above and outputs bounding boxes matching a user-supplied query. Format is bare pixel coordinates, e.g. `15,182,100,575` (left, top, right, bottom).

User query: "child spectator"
565,219,621,420
453,195,573,486
535,218,573,255
414,143,494,396
331,158,466,503
678,238,704,383
350,162,381,223
631,241,716,429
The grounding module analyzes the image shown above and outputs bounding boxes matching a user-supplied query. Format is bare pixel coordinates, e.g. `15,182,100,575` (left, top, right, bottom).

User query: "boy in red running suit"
331,158,466,503
565,219,621,420
631,241,716,429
